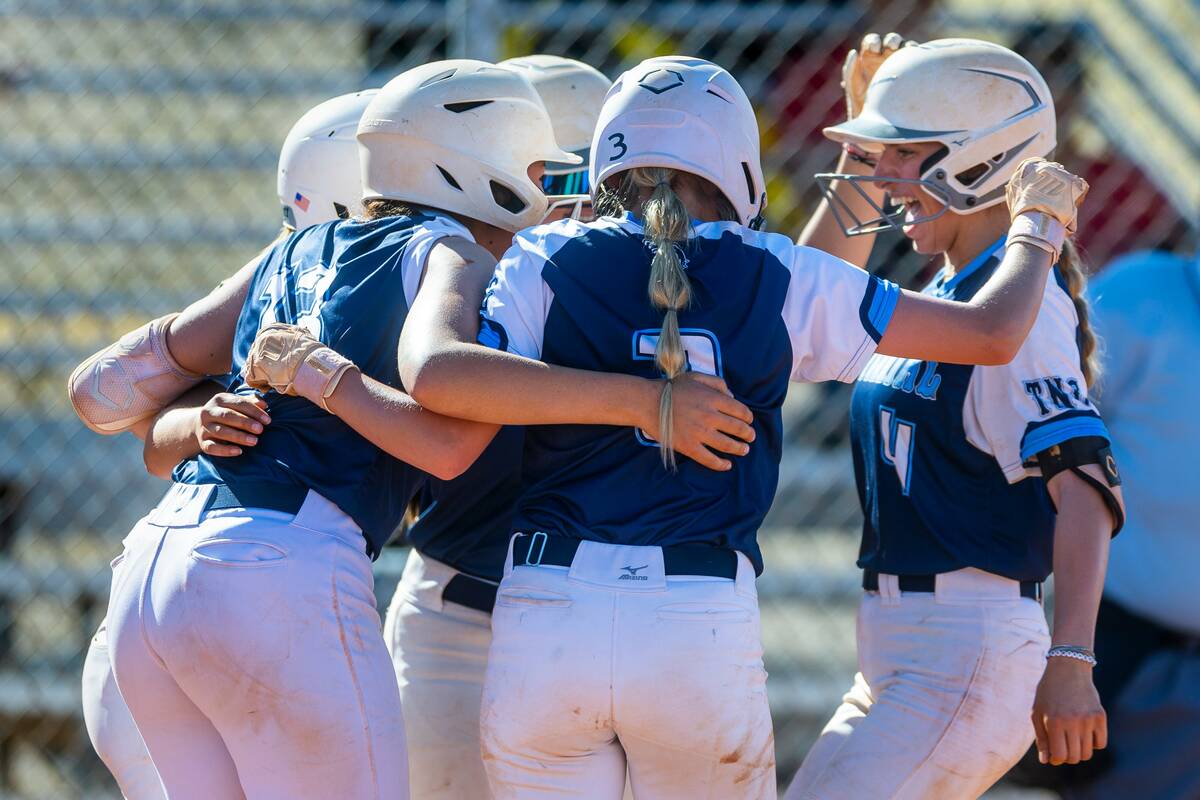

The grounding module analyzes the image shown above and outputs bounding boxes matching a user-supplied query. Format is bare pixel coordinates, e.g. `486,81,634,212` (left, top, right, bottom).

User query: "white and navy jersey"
479,212,900,574
405,425,524,581
175,212,471,558
850,238,1110,582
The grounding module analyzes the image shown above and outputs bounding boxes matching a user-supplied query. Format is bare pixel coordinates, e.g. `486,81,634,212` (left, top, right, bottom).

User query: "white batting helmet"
277,90,377,230
824,38,1056,216
357,59,581,233
591,56,767,228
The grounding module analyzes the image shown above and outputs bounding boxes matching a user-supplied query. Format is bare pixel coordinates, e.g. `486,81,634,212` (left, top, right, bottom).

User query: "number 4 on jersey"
879,406,916,496
631,328,723,446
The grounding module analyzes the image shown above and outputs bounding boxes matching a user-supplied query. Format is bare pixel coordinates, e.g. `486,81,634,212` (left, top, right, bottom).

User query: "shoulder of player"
508,217,618,264
691,222,801,269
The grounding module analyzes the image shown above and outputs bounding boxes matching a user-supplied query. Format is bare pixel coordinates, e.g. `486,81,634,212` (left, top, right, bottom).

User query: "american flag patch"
294,192,310,211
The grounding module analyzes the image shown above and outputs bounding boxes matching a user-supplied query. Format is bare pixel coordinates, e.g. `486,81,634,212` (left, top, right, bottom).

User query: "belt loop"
880,573,901,606
526,531,548,566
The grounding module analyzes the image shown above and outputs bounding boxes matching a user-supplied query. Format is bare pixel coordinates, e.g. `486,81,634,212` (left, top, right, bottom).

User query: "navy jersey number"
631,328,723,446
608,132,628,161
880,406,916,496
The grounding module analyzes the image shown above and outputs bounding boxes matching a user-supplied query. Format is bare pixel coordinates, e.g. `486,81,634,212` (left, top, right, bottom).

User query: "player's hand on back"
843,32,915,120
658,372,756,472
1031,657,1107,766
194,393,271,457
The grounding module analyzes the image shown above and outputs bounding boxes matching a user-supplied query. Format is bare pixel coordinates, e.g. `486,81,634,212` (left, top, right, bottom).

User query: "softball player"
380,55,615,800
96,59,749,800
381,56,1089,799
785,37,1124,799
75,89,377,800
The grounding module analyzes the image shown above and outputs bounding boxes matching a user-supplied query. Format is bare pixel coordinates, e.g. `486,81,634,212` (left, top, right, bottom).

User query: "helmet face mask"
815,173,951,236
819,39,1056,237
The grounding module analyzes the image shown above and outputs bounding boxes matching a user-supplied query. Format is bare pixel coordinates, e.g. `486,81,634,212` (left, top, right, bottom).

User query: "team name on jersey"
858,355,942,401
1022,375,1092,417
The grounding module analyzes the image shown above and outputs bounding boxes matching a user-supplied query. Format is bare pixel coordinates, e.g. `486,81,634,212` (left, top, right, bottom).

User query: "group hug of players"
69,32,1124,800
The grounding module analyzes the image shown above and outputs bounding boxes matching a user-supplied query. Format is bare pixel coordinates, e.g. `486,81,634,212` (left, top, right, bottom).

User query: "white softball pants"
383,550,494,800
82,619,165,800
480,540,776,800
784,568,1050,800
106,483,409,800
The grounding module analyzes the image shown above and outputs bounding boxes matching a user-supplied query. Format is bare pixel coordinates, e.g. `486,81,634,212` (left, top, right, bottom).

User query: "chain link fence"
1,0,1196,795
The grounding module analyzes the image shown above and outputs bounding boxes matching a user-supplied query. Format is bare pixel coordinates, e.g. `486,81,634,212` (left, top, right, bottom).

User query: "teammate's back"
179,212,465,555
483,211,889,572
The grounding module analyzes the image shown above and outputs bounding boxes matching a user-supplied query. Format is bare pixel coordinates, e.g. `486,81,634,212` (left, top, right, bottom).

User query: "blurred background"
1,0,1196,796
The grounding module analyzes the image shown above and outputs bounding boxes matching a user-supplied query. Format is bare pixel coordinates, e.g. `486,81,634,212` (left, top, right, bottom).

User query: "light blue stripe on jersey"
932,236,1007,297
1019,410,1110,461
861,278,901,343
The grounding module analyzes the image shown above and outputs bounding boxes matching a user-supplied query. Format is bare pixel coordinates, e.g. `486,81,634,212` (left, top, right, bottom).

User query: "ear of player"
819,38,1058,236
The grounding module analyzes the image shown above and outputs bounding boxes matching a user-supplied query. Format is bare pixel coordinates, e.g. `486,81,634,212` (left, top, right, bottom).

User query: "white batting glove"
243,323,356,412
842,32,915,120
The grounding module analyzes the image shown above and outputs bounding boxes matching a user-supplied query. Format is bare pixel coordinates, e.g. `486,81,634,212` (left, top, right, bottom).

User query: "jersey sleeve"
478,230,555,359
402,215,477,308
784,245,900,383
963,276,1110,483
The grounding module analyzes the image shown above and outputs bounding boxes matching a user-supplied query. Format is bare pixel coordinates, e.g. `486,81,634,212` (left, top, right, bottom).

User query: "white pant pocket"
495,587,572,609
190,538,288,567
656,602,753,624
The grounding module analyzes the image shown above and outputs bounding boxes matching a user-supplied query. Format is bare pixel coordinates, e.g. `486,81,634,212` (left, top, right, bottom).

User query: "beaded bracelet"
1047,645,1098,667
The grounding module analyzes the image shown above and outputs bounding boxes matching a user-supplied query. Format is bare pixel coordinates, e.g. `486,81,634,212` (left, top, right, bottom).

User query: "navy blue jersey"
479,213,899,574
405,425,524,581
175,212,473,558
850,238,1111,582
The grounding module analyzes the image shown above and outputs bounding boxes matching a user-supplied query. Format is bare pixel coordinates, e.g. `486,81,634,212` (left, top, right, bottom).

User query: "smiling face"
872,141,961,256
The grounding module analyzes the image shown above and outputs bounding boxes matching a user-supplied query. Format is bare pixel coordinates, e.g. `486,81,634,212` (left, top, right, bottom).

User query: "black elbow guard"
1037,436,1124,536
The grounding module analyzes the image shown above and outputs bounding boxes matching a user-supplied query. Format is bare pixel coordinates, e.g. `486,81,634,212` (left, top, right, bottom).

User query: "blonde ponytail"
1058,239,1100,387
629,167,693,470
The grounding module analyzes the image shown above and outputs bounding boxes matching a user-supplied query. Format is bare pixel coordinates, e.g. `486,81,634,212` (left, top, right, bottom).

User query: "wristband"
1046,645,1097,667
1007,211,1066,263
293,348,356,412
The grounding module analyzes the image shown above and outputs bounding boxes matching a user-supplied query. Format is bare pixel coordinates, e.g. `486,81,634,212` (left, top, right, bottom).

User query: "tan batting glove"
843,32,914,120
243,323,357,412
1005,158,1090,262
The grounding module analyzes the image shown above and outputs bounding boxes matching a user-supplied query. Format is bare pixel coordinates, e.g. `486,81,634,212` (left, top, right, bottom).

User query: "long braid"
630,167,693,470
1057,239,1100,387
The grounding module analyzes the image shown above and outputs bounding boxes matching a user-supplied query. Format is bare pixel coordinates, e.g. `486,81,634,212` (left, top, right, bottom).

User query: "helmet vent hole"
333,202,349,219
437,166,463,191
444,100,494,114
706,88,733,103
490,181,527,214
990,152,1005,163
419,69,457,88
955,162,991,188
741,162,756,205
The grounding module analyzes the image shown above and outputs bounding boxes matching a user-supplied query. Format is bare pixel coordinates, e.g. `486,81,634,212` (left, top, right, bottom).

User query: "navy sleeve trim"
858,276,901,344
1019,408,1110,461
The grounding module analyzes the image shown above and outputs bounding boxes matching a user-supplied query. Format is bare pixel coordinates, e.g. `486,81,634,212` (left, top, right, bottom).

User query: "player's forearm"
141,382,224,478
404,342,658,430
798,149,879,268
878,241,1052,364
1047,473,1111,649
325,369,499,481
